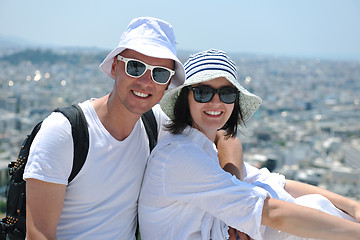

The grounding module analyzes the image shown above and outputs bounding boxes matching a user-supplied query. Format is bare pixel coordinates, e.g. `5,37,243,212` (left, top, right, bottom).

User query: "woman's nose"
209,92,222,104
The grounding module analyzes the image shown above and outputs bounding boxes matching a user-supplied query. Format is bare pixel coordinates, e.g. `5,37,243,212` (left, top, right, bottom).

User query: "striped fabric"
184,49,237,80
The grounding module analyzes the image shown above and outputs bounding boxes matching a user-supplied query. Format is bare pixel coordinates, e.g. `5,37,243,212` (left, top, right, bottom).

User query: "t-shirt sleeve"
161,143,269,239
23,112,73,185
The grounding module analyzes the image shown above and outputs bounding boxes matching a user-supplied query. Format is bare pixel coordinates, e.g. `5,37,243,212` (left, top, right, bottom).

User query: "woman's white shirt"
139,127,270,240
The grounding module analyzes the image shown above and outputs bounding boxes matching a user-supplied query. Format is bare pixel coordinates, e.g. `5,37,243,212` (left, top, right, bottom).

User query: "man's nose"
137,69,153,84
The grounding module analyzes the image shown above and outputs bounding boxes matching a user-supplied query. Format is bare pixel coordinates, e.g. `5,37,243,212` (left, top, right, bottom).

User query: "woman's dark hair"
166,87,245,138
165,87,192,135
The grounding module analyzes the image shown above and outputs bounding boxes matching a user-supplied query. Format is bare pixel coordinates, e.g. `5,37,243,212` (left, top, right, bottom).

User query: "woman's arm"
219,156,360,238
285,179,360,221
262,197,360,240
215,131,250,239
215,130,244,180
214,133,360,239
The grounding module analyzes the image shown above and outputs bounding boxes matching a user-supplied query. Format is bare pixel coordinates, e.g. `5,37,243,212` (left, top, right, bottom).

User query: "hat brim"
160,70,262,122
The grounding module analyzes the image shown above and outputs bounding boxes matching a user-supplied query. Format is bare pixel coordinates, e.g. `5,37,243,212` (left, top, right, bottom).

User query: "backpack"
0,104,157,240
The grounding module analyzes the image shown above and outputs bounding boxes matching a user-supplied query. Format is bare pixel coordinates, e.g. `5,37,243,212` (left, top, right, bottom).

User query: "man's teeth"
133,91,149,98
205,111,221,116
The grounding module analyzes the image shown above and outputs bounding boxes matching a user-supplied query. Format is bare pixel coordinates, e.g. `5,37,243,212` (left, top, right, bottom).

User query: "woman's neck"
192,123,217,142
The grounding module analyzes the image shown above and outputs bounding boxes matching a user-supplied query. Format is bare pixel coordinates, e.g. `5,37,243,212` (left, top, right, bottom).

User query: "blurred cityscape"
0,47,359,200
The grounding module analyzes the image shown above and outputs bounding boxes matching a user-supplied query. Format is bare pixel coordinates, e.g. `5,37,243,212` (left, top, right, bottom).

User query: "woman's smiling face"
188,77,235,141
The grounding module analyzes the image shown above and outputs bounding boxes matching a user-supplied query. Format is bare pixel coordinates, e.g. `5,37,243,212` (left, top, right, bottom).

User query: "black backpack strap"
54,104,89,184
141,109,158,151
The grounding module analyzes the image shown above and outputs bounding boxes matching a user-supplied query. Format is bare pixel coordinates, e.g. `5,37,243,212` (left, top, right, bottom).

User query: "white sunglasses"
117,55,175,85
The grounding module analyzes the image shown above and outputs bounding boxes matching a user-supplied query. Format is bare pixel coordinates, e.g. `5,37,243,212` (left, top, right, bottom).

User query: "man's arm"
284,179,360,222
262,197,360,240
26,179,66,240
215,130,244,180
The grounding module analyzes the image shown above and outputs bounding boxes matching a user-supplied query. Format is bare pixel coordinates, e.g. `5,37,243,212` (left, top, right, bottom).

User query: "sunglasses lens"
191,86,238,104
127,60,146,77
193,86,214,103
219,87,238,104
153,68,171,84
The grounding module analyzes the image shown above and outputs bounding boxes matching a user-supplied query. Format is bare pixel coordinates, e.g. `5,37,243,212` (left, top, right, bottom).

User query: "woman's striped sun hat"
160,49,262,122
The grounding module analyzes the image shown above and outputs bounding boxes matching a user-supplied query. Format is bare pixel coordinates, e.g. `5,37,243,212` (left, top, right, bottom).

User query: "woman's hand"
216,130,244,180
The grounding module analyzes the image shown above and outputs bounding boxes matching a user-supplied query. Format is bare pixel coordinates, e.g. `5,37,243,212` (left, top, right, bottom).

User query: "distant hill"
0,34,38,49
0,48,107,65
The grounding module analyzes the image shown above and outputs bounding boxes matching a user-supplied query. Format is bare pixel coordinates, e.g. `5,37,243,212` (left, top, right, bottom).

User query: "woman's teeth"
205,111,221,116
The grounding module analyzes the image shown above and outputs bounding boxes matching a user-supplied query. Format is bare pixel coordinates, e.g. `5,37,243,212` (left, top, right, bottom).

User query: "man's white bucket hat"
160,49,262,122
99,17,185,89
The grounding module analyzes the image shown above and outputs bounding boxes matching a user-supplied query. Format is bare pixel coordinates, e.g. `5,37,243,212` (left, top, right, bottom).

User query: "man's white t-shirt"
24,100,168,240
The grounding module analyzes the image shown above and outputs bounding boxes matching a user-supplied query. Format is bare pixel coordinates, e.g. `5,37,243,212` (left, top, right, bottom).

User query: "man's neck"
92,94,141,141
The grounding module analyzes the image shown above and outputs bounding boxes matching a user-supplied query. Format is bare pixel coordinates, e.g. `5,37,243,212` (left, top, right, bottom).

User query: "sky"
1,0,360,60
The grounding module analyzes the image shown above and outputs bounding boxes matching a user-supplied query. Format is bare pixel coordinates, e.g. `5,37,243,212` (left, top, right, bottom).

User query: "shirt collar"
182,126,218,155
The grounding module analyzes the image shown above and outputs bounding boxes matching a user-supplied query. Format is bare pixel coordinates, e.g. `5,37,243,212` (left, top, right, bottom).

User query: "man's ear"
110,56,118,78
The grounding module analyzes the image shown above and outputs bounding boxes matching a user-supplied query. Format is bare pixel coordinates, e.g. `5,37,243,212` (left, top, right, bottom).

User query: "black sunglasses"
188,85,239,104
117,55,175,85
